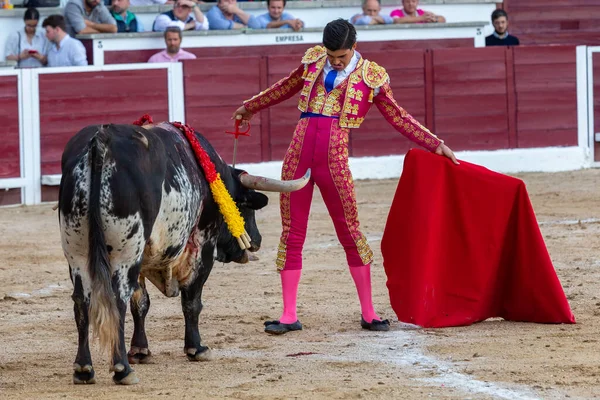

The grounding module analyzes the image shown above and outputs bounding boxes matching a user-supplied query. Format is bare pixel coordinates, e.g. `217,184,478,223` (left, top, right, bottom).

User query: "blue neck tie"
324,69,338,93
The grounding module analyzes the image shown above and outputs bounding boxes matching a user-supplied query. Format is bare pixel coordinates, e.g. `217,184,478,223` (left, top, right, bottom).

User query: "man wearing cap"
153,0,208,31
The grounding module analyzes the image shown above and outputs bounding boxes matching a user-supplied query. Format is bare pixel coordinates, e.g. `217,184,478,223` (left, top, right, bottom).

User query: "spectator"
255,0,303,31
206,0,260,30
486,9,520,47
42,15,88,67
130,0,173,5
64,0,117,36
111,0,144,32
153,0,208,31
148,25,197,62
5,8,50,68
350,0,393,26
391,0,445,24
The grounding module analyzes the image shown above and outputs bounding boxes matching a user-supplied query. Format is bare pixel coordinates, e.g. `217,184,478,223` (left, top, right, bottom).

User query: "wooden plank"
593,53,600,162
513,45,576,65
517,109,577,131
434,61,506,82
508,0,600,8
434,80,507,96
517,90,577,111
510,7,600,21
103,39,472,66
434,131,510,150
0,188,21,206
259,56,271,162
424,50,434,129
434,95,506,117
435,114,509,136
505,47,517,148
433,47,506,65
514,64,576,91
515,32,600,46
42,186,59,203
517,129,578,148
0,76,20,179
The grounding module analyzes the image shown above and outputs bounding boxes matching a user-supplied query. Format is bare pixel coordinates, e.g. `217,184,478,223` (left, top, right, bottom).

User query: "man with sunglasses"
153,0,209,31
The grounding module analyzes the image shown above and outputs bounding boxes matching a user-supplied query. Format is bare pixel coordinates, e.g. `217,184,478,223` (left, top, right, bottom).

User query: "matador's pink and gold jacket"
243,45,443,152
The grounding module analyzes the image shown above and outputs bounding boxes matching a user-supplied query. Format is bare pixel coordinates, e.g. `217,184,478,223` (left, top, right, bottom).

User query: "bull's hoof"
73,363,96,384
185,346,213,362
128,347,152,364
111,363,140,385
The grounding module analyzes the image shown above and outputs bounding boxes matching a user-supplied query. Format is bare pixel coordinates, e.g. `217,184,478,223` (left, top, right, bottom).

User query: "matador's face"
326,44,356,71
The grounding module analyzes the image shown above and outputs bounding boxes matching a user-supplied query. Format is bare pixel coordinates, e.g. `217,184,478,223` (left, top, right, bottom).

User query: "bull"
58,122,309,385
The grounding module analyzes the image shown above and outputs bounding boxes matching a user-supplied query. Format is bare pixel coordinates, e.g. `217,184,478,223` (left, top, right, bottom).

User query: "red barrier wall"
594,52,600,162
0,75,20,179
183,45,578,164
513,46,577,148
99,39,473,66
505,0,600,45
38,69,170,175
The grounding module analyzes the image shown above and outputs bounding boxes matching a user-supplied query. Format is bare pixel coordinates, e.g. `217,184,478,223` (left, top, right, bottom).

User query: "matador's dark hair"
323,18,356,51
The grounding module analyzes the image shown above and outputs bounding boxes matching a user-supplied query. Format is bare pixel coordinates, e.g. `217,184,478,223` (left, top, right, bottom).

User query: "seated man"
130,0,173,5
153,0,209,31
148,25,197,62
391,0,445,24
206,0,260,30
486,9,520,46
43,14,88,67
255,0,303,31
351,0,393,25
111,0,144,32
64,0,117,36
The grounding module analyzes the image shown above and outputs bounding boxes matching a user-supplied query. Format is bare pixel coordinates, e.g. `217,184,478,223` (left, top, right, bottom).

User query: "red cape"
381,149,575,328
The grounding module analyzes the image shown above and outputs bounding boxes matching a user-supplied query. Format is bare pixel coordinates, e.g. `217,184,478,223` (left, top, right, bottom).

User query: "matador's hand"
435,143,460,165
232,105,254,129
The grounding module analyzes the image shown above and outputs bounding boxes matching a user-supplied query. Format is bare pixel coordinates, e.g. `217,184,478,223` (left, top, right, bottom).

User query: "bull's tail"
87,126,120,357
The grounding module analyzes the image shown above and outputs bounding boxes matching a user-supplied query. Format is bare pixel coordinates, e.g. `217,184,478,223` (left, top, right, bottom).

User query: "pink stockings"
277,265,381,324
275,117,381,324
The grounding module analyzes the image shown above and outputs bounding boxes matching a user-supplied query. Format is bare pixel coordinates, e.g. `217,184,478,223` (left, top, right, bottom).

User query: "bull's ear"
239,191,269,210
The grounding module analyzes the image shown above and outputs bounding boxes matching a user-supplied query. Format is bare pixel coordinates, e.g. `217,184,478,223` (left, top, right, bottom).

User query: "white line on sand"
538,217,600,226
345,330,542,400
7,283,66,299
218,327,546,400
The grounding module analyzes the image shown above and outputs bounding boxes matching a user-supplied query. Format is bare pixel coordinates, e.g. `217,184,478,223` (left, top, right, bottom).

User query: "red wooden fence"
594,52,600,161
0,75,21,205
504,0,600,46
0,45,584,205
183,45,578,165
38,69,170,176
99,39,473,66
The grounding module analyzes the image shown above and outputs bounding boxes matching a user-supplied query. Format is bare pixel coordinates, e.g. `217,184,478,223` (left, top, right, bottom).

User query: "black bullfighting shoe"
360,317,390,331
264,320,303,335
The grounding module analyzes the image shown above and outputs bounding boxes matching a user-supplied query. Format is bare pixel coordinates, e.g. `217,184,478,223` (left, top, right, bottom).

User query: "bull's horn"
239,169,311,192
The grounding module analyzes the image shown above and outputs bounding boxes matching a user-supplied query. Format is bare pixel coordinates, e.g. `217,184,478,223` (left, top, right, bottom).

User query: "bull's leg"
128,277,152,364
72,274,96,384
110,269,139,385
181,256,214,362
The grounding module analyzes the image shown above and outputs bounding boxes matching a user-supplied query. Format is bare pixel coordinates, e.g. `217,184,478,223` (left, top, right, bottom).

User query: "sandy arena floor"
1,168,600,400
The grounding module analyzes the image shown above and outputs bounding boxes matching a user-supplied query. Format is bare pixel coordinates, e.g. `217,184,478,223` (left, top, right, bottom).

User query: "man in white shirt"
42,15,88,67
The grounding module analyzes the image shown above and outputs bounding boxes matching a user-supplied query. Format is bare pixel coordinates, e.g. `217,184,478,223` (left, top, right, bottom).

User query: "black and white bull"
58,122,309,385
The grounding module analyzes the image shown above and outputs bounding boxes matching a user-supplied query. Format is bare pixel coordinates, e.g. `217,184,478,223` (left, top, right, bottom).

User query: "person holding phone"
5,8,50,68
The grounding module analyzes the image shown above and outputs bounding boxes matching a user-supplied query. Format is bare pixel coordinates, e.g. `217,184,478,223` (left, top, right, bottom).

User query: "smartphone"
28,49,38,54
